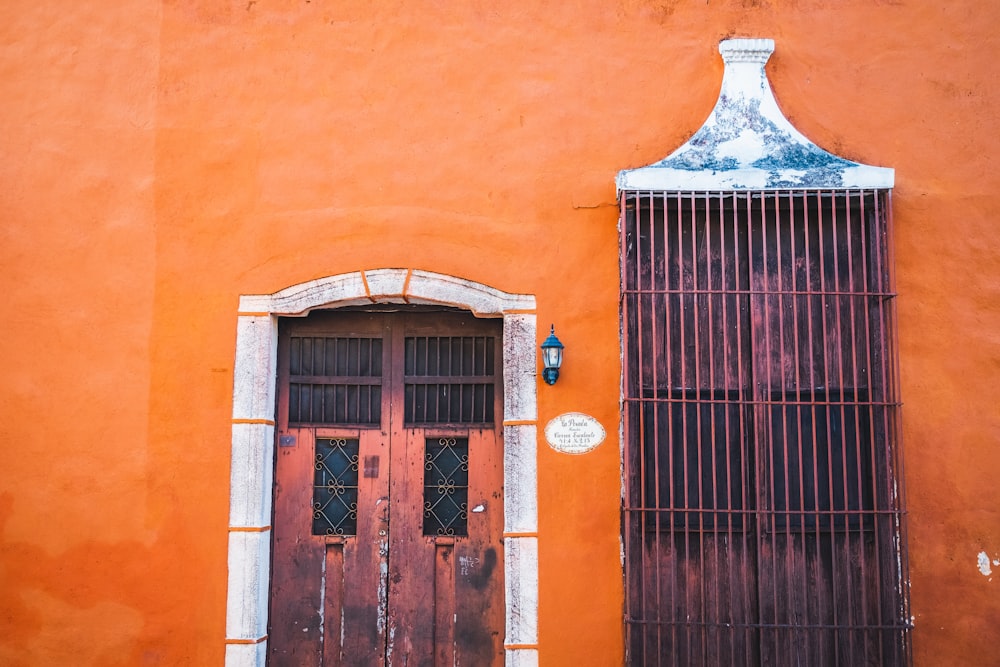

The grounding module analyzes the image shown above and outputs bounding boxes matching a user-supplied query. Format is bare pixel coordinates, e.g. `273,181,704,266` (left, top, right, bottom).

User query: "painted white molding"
238,273,370,315
503,424,538,535
228,423,274,528
505,648,540,667
617,38,894,191
225,531,271,640
238,268,536,317
504,536,540,646
224,642,267,667
502,313,539,422
231,316,278,421
226,269,538,666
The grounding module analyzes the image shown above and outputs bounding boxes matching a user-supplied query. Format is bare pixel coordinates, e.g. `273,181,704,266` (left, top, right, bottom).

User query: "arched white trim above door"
225,269,539,667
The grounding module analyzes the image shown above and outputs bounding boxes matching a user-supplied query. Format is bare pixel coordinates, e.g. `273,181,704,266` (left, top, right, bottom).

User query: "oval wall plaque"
544,412,607,454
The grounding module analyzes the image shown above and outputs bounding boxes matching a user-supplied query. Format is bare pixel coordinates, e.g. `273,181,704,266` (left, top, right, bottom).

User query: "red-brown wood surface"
337,428,389,667
622,192,908,666
269,310,503,666
269,425,325,666
452,427,504,665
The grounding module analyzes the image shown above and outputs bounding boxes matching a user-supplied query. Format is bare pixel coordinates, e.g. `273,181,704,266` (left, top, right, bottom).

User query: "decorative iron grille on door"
620,190,911,666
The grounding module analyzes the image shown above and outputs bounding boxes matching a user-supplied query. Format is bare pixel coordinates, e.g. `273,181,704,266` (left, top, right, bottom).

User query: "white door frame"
223,269,539,667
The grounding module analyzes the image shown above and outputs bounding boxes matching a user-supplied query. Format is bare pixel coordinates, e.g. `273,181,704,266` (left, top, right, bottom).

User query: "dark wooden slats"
404,335,497,425
621,190,910,667
288,336,383,425
289,382,381,425
641,397,750,530
404,383,494,425
405,336,495,376
290,336,383,377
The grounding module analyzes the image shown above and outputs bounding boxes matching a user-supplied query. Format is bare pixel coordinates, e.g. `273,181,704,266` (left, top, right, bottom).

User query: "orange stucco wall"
2,1,998,664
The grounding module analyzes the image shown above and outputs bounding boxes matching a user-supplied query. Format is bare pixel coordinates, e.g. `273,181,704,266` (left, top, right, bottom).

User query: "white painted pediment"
617,38,893,191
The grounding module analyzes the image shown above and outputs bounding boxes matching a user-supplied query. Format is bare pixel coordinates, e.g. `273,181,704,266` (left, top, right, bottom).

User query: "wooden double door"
268,309,504,667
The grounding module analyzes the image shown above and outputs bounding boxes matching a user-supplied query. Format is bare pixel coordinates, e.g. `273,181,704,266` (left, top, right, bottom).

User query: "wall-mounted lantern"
540,325,564,385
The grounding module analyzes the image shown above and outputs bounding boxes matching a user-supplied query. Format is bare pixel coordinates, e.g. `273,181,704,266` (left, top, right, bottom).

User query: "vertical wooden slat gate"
621,190,911,666
268,309,504,667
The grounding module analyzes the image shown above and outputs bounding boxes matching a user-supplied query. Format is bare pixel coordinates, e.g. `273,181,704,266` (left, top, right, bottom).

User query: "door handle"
375,496,389,523
376,499,389,536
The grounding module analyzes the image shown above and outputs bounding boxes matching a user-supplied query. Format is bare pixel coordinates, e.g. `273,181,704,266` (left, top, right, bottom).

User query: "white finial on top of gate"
616,38,894,191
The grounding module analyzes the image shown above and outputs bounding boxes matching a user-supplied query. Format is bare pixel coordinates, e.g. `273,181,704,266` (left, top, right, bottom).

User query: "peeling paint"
317,552,326,640
977,551,993,577
377,542,389,638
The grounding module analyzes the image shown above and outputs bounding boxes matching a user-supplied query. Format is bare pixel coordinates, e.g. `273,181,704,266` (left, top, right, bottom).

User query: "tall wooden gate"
268,309,504,667
621,191,910,666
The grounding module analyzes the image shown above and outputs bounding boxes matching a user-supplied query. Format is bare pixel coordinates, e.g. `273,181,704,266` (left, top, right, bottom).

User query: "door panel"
337,429,390,667
269,310,503,667
270,428,389,667
268,425,326,665
449,429,504,664
386,430,504,666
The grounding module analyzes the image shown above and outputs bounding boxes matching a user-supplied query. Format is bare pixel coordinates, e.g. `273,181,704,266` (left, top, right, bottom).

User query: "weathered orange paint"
1,1,999,665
